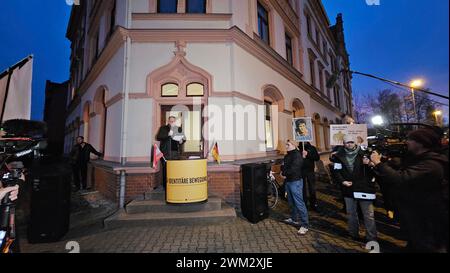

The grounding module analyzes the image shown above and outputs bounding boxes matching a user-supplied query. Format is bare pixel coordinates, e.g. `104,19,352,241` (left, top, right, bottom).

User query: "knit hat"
407,128,441,149
343,134,358,144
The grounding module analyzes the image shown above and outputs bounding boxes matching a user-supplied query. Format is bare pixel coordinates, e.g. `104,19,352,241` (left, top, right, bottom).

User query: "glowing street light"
371,115,384,126
409,79,424,122
410,79,424,89
433,110,443,126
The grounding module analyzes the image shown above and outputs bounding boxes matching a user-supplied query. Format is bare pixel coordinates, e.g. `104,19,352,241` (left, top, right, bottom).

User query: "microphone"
178,127,182,133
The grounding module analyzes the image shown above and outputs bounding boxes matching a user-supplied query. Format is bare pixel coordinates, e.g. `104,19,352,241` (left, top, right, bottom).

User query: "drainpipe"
119,0,132,208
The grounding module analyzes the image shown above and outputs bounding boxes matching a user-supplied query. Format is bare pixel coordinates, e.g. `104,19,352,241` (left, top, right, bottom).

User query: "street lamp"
409,79,424,122
371,115,384,126
433,110,442,126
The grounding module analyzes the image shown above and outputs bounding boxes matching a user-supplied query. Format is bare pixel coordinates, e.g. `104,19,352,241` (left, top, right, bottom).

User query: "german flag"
212,142,221,164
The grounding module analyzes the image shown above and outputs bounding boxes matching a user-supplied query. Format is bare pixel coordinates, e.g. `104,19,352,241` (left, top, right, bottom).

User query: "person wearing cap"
332,134,378,243
371,128,448,253
280,140,310,235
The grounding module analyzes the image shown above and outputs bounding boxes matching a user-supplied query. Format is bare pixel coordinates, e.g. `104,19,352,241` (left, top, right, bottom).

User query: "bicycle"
266,160,286,209
267,170,280,209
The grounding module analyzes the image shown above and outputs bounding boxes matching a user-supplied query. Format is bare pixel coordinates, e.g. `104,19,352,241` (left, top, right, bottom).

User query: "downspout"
119,0,132,208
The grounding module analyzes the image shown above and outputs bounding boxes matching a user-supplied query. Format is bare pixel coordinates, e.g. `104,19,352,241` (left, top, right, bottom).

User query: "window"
316,30,320,46
306,14,312,37
157,0,177,13
186,0,206,13
318,65,324,93
334,86,341,109
186,83,204,96
285,33,293,65
325,71,331,98
109,0,116,36
323,41,327,55
257,2,270,45
94,31,99,59
329,53,335,72
264,101,274,149
309,59,316,87
161,83,179,97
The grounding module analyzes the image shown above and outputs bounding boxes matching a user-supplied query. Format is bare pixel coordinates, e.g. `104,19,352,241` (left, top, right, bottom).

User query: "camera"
0,119,47,253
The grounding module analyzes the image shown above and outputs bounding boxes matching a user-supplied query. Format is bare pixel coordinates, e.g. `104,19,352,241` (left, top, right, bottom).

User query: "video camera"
0,119,47,252
364,123,443,160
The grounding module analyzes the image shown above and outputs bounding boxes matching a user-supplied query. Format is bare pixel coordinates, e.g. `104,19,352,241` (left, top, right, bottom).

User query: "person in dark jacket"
333,135,378,242
70,136,103,191
298,142,320,210
281,140,309,235
371,128,449,252
156,116,186,189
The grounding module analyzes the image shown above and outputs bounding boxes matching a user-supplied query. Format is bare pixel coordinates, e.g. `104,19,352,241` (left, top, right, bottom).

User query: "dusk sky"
0,0,448,121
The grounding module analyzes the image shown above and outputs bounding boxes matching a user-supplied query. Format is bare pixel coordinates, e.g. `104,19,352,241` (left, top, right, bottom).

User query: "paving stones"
19,180,406,253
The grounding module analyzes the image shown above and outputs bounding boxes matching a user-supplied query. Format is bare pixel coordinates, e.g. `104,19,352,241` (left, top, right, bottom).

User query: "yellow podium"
166,159,208,204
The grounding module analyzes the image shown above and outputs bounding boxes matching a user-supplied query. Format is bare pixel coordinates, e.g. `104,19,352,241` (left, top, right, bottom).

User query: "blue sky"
0,0,448,121
0,0,71,121
323,0,449,113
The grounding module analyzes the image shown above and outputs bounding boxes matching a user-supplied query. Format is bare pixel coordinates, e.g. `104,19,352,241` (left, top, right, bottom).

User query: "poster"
330,124,368,146
292,117,313,142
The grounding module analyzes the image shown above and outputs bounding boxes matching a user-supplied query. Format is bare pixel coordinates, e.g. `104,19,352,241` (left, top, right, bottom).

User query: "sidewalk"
19,180,406,253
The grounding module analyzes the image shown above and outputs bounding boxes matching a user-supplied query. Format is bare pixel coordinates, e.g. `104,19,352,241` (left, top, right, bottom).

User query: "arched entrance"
83,101,91,142
93,86,108,153
148,44,211,158
292,98,305,118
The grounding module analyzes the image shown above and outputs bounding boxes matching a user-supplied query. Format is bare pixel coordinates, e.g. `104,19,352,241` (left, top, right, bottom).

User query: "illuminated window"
264,101,274,149
161,83,179,97
186,83,204,96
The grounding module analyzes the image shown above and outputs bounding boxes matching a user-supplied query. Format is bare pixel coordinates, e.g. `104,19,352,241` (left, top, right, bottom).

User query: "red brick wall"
208,171,241,208
124,172,162,203
90,165,241,208
93,166,120,203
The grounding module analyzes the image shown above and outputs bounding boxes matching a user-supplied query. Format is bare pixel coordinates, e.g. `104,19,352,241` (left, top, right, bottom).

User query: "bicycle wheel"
267,181,278,209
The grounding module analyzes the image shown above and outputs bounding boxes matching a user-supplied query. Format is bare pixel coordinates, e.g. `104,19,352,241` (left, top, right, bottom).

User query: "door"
161,105,204,158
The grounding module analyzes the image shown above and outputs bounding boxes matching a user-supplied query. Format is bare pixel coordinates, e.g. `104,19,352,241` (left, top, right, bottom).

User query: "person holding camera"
0,186,19,202
370,128,448,253
332,135,378,243
70,136,103,192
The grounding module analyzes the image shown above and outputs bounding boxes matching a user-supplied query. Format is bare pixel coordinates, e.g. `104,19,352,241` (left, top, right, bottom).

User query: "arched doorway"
263,85,284,151
292,98,305,118
323,117,330,150
148,46,211,158
83,101,91,143
313,113,322,151
94,86,108,153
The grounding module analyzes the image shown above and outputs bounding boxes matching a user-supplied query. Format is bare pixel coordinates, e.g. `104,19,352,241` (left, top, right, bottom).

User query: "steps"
104,189,237,229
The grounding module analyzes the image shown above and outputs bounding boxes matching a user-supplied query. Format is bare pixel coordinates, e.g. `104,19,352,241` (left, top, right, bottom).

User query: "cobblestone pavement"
19,180,406,253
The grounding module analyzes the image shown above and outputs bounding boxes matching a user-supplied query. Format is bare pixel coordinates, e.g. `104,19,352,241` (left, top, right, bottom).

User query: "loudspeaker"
27,161,71,243
241,163,269,223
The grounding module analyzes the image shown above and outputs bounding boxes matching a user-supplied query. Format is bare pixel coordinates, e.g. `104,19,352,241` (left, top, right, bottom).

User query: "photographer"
332,135,378,243
371,128,449,253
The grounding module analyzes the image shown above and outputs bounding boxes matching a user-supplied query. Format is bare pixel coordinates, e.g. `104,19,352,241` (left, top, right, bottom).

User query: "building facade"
64,0,354,207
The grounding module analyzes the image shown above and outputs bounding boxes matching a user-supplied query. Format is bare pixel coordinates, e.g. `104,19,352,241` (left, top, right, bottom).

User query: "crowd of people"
279,127,449,253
